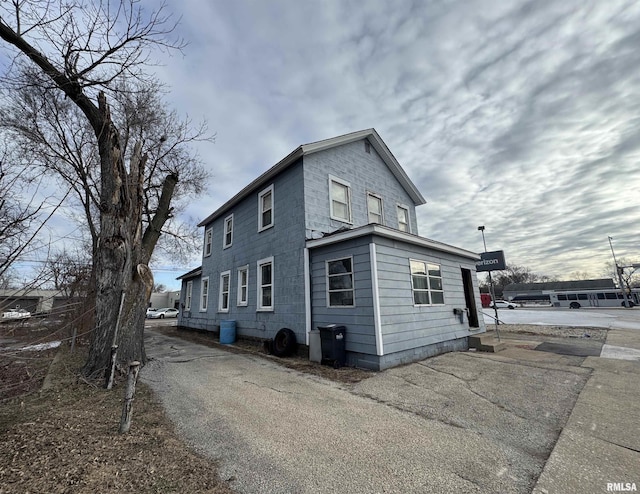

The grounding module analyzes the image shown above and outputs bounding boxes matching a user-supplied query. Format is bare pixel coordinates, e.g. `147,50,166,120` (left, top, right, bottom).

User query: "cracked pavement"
140,328,622,493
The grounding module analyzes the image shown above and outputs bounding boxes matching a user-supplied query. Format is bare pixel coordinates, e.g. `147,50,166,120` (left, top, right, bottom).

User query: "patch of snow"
20,341,61,351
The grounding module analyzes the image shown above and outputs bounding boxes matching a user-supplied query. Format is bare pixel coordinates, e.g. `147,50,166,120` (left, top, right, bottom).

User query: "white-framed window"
200,277,210,311
327,257,355,307
237,265,249,306
185,281,193,311
367,193,383,224
410,260,444,305
219,270,231,312
257,256,274,311
204,227,213,256
329,175,352,223
397,205,410,233
223,214,233,248
258,184,274,232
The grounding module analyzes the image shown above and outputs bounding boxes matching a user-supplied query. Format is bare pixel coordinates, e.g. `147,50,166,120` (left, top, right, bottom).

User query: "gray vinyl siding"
181,160,307,341
374,238,485,355
309,237,377,356
303,139,419,237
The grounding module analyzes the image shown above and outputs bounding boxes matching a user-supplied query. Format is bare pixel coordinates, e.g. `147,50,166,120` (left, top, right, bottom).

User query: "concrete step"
469,334,506,353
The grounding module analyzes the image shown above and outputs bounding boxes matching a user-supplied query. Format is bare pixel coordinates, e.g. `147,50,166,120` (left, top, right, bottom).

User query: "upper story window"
219,270,231,312
410,260,444,306
257,256,274,311
237,265,249,306
329,175,352,223
258,185,274,232
223,214,233,249
327,257,354,307
204,228,213,256
185,281,193,311
200,277,210,311
397,205,410,233
367,193,383,224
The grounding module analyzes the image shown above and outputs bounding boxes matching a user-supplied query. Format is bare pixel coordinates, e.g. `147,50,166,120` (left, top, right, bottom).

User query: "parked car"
491,300,516,310
146,307,158,318
147,307,179,319
2,308,31,320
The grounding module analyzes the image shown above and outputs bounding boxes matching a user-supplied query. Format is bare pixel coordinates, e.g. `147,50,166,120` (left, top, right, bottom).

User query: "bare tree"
0,1,208,377
603,259,640,289
0,143,68,282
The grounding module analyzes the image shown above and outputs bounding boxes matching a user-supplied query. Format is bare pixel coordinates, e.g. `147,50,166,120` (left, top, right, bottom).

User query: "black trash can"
318,324,346,368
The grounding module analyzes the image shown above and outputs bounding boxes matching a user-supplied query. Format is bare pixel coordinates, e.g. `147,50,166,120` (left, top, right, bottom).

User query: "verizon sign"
476,250,506,272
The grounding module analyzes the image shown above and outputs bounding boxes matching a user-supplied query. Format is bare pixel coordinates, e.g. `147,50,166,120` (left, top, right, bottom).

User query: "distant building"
0,289,68,314
149,290,181,309
503,279,615,301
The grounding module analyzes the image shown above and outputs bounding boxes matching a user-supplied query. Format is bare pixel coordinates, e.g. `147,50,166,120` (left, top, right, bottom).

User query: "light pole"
608,236,632,308
478,226,501,339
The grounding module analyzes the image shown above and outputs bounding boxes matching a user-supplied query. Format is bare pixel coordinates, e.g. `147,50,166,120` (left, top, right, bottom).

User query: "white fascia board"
306,224,480,261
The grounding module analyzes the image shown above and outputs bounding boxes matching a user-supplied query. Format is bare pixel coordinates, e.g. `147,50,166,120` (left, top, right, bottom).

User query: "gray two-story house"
177,129,485,370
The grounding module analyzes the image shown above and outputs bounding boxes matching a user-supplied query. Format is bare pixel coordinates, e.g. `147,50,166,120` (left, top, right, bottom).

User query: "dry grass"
0,344,234,493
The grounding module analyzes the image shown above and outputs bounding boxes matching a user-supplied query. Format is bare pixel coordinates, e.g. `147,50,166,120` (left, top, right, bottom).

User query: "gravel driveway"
142,329,590,494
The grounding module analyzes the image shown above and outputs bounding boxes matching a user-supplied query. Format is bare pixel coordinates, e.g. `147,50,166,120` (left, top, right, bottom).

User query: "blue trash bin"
220,320,236,344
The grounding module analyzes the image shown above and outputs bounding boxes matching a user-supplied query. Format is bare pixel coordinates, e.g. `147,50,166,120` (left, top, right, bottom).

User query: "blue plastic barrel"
220,320,236,344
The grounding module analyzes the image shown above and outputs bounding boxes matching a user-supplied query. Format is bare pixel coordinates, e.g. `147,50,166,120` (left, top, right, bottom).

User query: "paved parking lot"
141,328,610,494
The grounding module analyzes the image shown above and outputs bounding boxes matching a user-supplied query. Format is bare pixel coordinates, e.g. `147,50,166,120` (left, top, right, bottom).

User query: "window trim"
329,175,352,224
258,184,274,232
409,259,445,306
326,256,356,308
218,270,231,312
397,204,411,233
237,265,249,306
367,192,384,225
223,214,234,249
185,281,193,311
257,256,274,312
204,227,213,257
200,277,210,312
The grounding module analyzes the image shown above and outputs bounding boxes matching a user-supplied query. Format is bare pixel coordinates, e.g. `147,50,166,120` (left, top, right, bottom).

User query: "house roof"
197,129,427,227
504,279,616,293
306,224,479,260
176,266,202,280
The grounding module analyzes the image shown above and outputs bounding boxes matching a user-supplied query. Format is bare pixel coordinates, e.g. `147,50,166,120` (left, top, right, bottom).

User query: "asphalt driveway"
141,329,594,493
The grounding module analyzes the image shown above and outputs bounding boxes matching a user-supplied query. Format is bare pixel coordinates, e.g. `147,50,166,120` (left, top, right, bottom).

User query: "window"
558,294,567,301
204,228,213,256
237,266,248,306
258,185,274,231
185,281,193,310
329,175,352,223
200,277,209,311
257,257,274,311
218,271,231,312
597,293,605,300
410,260,444,305
397,205,410,232
223,215,233,248
327,257,354,307
367,193,383,224
568,294,577,300
578,294,588,300
605,292,617,300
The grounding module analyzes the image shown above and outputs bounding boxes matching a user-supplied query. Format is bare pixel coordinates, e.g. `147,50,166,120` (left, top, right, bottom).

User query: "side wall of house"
180,161,308,340
309,236,377,361
374,237,485,368
303,139,419,237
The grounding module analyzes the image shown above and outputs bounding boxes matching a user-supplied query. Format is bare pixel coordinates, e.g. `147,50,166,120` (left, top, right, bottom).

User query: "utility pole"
479,226,501,340
608,236,631,308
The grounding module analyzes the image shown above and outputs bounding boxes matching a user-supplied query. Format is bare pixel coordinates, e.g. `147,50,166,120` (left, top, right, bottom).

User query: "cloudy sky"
144,0,640,289
6,0,638,290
